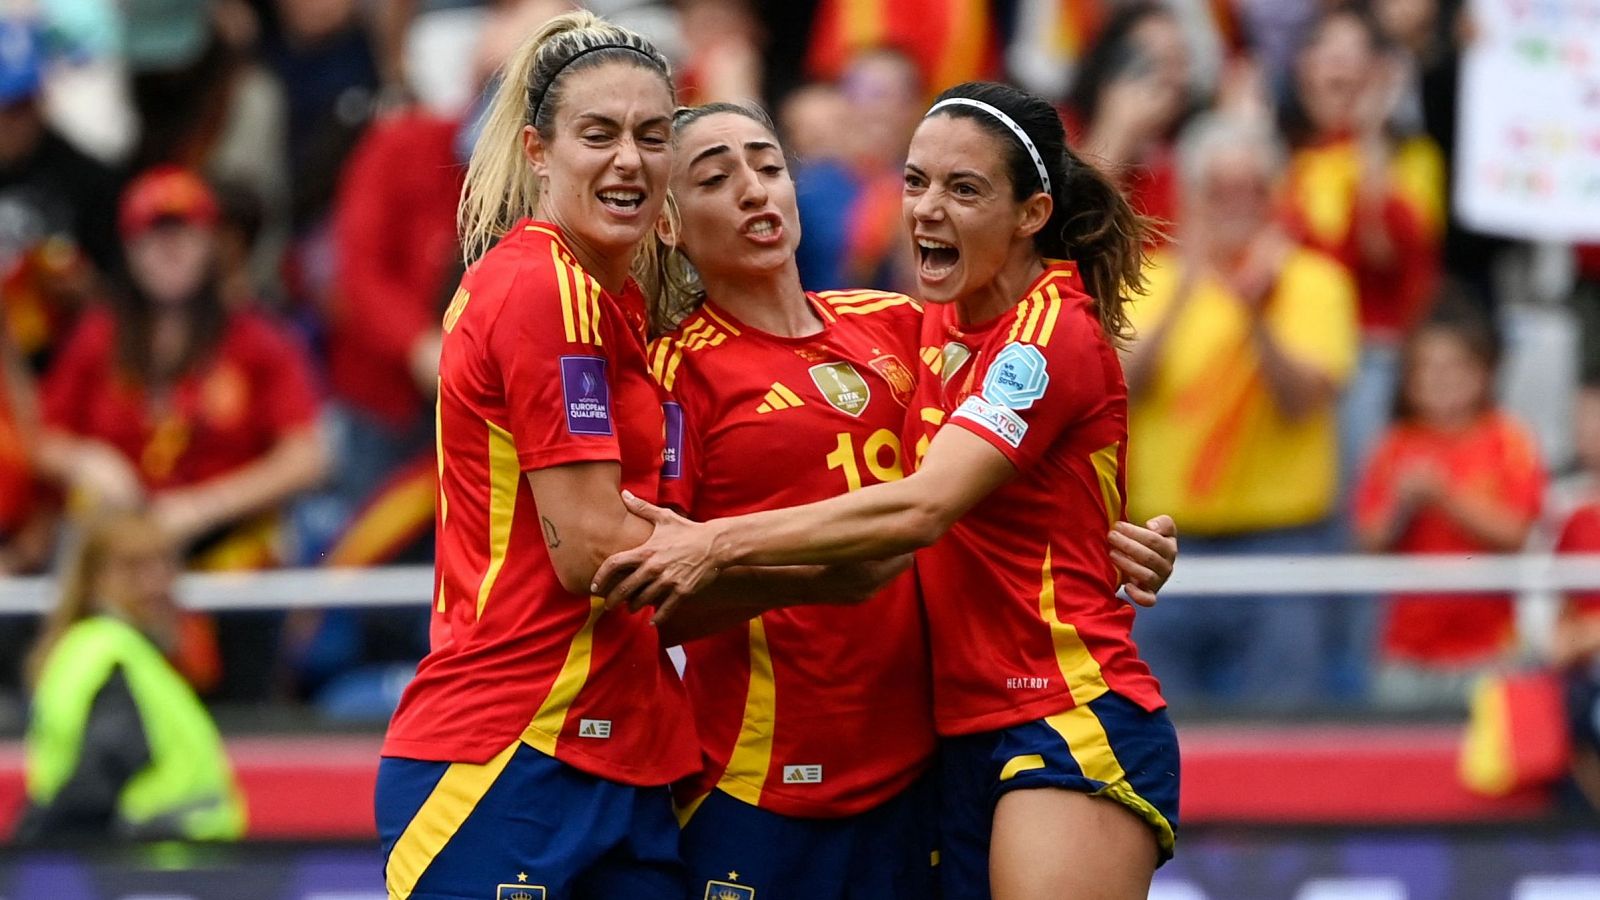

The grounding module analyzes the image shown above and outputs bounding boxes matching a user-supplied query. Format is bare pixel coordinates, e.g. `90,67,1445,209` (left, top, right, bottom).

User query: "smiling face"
902,114,1050,313
669,111,800,282
1297,14,1378,135
525,61,675,275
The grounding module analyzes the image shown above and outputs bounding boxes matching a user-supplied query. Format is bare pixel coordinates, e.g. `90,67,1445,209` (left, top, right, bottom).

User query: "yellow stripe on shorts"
385,740,519,900
1043,704,1175,855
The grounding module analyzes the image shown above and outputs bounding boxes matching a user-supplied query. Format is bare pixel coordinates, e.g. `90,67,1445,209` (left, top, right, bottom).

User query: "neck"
700,259,822,338
957,249,1045,327
551,216,632,294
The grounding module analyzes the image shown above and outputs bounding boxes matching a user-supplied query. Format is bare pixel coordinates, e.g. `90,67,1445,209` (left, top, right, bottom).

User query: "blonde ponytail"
458,10,673,264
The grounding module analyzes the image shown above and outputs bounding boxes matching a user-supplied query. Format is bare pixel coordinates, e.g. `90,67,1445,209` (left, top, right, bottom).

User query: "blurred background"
0,0,1598,896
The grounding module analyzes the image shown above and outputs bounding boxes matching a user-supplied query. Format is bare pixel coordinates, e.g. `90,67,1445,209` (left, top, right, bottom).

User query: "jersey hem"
933,684,1166,736
688,753,933,819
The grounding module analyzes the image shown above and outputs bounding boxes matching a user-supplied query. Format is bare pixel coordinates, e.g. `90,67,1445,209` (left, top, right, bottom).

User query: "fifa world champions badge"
496,884,547,899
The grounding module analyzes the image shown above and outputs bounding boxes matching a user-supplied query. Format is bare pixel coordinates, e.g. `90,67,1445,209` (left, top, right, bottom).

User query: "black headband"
532,42,658,122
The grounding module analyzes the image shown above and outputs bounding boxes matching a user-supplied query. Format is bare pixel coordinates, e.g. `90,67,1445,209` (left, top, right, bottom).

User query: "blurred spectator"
1126,113,1358,707
1280,3,1445,482
0,329,50,576
260,0,380,237
1354,305,1545,711
1553,385,1600,808
676,0,763,105
326,109,459,518
0,17,123,283
805,0,995,93
127,1,290,297
779,81,850,164
794,47,920,291
1065,2,1197,232
36,167,327,701
16,509,245,842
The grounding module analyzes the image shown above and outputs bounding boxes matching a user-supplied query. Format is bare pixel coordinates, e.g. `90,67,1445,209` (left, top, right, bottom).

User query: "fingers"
1124,583,1160,608
1108,526,1172,582
1144,515,1178,539
603,562,653,610
1109,548,1161,595
621,490,674,524
593,550,643,601
650,588,691,627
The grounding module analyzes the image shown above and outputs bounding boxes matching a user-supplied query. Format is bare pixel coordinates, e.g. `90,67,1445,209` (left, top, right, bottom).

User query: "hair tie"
533,42,657,122
925,97,1052,196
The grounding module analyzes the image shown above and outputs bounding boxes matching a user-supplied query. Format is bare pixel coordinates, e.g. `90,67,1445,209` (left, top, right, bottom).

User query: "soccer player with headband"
602,81,1181,899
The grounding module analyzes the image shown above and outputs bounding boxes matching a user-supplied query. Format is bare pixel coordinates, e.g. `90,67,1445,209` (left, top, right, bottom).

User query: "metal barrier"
0,554,1599,614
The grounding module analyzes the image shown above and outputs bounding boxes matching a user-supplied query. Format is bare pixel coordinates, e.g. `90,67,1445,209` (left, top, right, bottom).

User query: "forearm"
171,428,328,533
657,560,901,643
705,474,954,569
1434,493,1533,551
1250,323,1336,421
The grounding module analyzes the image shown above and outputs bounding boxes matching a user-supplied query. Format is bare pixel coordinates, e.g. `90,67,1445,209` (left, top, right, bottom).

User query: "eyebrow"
689,140,780,168
573,113,672,131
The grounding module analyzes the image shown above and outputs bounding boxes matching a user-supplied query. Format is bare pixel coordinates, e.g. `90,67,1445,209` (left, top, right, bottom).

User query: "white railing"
0,554,1598,614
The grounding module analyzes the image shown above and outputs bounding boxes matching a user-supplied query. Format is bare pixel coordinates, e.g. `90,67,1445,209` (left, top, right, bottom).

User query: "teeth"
918,239,955,250
749,220,775,236
599,190,643,202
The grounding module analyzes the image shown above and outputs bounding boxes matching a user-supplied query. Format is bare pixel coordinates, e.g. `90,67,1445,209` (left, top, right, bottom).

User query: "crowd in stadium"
0,0,1598,737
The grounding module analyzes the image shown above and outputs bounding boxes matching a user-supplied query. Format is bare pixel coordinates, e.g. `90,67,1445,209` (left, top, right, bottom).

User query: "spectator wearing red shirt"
1354,307,1544,711
37,167,328,701
327,107,462,511
1280,4,1445,485
1551,385,1600,809
1064,2,1196,236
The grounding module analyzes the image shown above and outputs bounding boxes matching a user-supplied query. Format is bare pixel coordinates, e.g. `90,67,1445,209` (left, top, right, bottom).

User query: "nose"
735,164,768,209
910,186,943,224
613,134,642,175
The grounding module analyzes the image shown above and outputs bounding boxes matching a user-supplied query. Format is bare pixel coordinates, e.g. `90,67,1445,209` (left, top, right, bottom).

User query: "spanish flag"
1460,670,1571,796
806,0,997,93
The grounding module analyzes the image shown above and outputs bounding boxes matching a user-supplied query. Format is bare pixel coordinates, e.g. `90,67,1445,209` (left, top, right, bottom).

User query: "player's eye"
760,164,785,176
903,172,925,190
698,172,727,187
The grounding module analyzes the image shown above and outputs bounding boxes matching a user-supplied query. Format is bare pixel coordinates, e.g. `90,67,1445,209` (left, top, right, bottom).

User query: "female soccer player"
601,82,1179,899
373,13,699,898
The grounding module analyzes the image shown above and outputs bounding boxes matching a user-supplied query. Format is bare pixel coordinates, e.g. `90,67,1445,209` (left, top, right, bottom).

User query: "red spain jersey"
905,261,1163,736
382,221,699,786
1559,500,1600,614
651,290,935,818
42,308,320,490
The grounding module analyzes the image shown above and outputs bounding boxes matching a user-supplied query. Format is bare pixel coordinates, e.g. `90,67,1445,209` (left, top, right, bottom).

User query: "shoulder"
648,305,745,393
470,225,604,339
1485,411,1542,461
813,289,922,319
1280,248,1357,302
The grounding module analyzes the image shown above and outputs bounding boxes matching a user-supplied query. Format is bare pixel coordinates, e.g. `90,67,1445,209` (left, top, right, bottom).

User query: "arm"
1247,316,1340,422
595,426,1017,611
528,460,908,608
656,556,913,644
1122,266,1196,399
150,424,329,548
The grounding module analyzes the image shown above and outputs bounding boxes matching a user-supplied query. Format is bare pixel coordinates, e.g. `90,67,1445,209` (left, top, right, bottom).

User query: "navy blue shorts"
676,777,938,900
938,691,1180,899
376,741,686,899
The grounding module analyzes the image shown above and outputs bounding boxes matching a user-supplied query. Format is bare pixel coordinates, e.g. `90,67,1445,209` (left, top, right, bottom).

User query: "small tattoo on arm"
541,516,561,548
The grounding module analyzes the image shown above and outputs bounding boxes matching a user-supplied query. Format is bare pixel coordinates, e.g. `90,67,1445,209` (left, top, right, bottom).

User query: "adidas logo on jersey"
756,383,805,414
782,765,823,784
578,719,612,739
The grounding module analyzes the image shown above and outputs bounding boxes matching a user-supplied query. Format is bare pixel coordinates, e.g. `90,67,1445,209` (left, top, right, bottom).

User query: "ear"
654,213,678,248
522,124,548,178
1015,191,1053,241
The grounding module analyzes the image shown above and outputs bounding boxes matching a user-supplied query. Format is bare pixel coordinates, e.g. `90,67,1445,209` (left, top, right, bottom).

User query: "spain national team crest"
808,362,871,417
940,342,973,386
868,353,914,407
704,878,756,900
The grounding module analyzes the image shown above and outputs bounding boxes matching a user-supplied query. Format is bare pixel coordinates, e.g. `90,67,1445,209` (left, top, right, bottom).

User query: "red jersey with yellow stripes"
905,261,1164,736
382,221,699,786
651,290,935,818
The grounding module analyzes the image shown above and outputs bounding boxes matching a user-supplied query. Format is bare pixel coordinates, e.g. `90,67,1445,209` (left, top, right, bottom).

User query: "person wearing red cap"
36,166,329,701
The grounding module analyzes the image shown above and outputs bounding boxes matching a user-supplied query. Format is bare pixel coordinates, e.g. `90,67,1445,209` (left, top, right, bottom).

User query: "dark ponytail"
926,81,1148,347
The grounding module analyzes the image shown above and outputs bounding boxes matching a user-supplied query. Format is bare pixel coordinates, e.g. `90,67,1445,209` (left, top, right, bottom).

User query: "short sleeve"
40,312,110,434
647,336,700,517
949,313,1107,471
486,258,621,471
1352,431,1402,533
245,317,321,435
1493,418,1545,522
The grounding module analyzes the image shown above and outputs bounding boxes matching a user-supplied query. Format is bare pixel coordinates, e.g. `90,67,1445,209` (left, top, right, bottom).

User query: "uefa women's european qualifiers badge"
559,356,612,435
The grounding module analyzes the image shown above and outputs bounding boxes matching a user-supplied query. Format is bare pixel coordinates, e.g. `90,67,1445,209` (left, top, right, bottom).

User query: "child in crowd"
1354,305,1545,710
1551,386,1600,808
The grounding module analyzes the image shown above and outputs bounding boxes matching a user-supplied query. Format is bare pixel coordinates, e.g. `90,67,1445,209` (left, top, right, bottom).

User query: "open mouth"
743,214,783,242
598,188,646,214
917,238,960,276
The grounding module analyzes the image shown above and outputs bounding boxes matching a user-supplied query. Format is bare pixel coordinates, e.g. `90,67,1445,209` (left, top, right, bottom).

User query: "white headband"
925,97,1052,196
